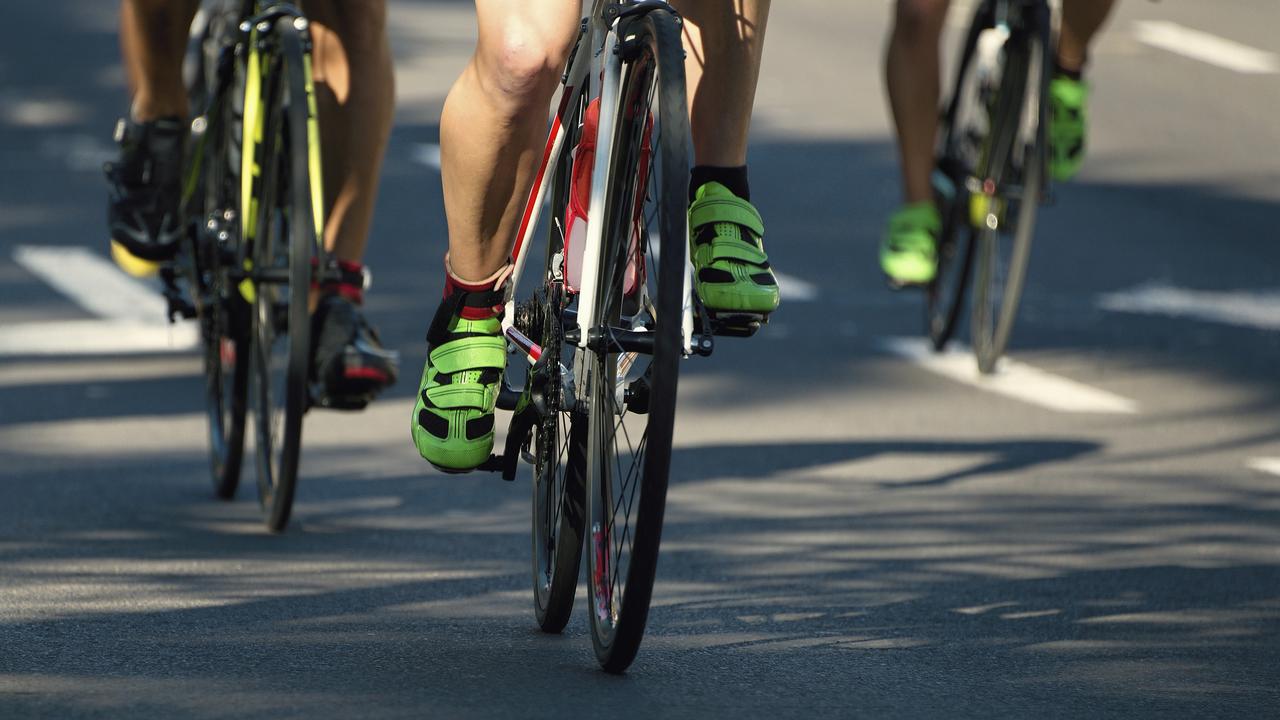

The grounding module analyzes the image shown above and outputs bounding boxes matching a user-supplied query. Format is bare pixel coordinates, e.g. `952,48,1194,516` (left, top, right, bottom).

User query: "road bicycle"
475,0,729,673
926,0,1055,373
153,0,328,531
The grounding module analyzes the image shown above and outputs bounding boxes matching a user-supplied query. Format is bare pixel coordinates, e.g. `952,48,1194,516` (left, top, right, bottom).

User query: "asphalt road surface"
2,1,1279,717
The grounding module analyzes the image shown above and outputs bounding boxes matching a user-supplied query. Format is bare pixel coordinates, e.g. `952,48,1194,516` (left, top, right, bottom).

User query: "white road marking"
1246,458,1280,477
412,142,441,170
1133,21,1279,75
15,246,169,323
879,337,1139,415
774,272,817,302
4,246,197,356
1097,284,1280,331
0,357,202,387
0,320,198,356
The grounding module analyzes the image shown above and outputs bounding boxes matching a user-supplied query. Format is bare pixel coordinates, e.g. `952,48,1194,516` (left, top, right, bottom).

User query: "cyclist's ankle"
440,255,512,320
690,165,750,202
315,258,367,306
1053,58,1086,82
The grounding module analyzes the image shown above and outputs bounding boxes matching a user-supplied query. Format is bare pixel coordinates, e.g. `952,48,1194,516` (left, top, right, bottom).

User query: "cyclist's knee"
894,0,949,41
475,31,567,114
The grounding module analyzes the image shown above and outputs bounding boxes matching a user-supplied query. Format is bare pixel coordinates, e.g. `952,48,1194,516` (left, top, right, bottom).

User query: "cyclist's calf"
894,0,950,41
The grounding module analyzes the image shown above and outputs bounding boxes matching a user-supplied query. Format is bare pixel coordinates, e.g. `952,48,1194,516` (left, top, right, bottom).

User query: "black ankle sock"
1054,61,1085,82
690,165,750,203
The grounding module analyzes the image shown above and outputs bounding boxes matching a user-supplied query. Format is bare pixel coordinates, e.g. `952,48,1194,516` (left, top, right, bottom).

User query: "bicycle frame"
503,1,695,362
950,0,1055,195
176,0,329,311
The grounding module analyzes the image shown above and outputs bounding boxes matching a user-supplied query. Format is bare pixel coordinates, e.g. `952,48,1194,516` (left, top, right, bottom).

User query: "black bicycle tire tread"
972,27,1043,374
532,84,591,634
586,9,687,674
249,18,314,532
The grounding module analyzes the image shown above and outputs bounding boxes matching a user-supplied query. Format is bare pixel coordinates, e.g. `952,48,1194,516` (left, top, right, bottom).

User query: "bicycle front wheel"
582,8,688,674
246,18,321,532
971,28,1048,374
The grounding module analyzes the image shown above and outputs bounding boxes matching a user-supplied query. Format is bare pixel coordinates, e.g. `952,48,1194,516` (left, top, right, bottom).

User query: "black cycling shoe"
310,293,400,411
104,116,185,261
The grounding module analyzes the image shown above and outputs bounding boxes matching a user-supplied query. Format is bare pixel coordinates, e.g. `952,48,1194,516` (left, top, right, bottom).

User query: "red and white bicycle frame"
501,3,696,365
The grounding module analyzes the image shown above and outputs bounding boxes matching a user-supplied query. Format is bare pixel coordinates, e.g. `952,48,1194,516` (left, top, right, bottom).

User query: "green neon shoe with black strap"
880,201,941,286
411,260,510,474
688,182,780,319
1048,72,1089,182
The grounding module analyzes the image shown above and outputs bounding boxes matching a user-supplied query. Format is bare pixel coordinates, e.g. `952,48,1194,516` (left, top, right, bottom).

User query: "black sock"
690,165,750,203
1054,60,1085,82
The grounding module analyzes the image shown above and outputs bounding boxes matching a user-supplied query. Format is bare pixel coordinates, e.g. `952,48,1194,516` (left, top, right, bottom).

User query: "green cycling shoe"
411,264,509,473
1048,73,1089,182
689,182,780,317
880,201,941,286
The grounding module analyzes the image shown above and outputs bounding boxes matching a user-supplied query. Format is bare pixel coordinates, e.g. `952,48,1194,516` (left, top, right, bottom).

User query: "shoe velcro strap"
424,383,494,411
428,337,506,376
457,287,505,310
704,238,769,267
690,197,764,237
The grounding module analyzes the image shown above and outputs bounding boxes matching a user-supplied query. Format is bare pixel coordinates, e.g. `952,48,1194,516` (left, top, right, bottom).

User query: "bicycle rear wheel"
186,4,249,500
528,84,590,634
246,19,320,532
970,24,1049,373
926,7,989,352
582,9,688,674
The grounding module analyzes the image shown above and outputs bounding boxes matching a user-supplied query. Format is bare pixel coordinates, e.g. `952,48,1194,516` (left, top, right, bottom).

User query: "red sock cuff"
443,255,510,320
315,259,366,304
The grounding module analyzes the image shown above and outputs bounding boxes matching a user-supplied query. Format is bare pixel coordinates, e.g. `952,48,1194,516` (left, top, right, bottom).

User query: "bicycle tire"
971,23,1047,374
186,5,250,500
583,8,688,674
247,18,319,532
925,6,990,352
529,85,590,634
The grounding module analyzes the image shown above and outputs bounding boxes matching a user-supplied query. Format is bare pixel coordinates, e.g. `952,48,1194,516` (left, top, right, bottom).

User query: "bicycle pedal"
477,453,515,479
697,312,767,338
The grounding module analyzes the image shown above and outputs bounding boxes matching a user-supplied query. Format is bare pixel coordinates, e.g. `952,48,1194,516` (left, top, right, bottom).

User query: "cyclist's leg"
107,0,198,267
881,0,949,285
413,0,579,471
301,0,399,408
1059,0,1117,73
674,0,779,317
121,0,197,121
1050,0,1117,180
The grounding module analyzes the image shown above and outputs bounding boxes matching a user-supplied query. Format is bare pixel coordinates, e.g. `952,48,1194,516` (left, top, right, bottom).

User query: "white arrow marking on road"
1246,458,1280,477
1134,21,1279,75
1097,284,1280,331
3,246,197,356
879,337,1139,415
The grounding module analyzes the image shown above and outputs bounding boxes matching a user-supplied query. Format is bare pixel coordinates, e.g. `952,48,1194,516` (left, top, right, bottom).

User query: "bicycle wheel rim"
926,3,999,352
530,286,589,632
584,9,687,674
191,15,250,500
248,21,316,532
972,32,1044,374
204,291,249,498
525,81,590,633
